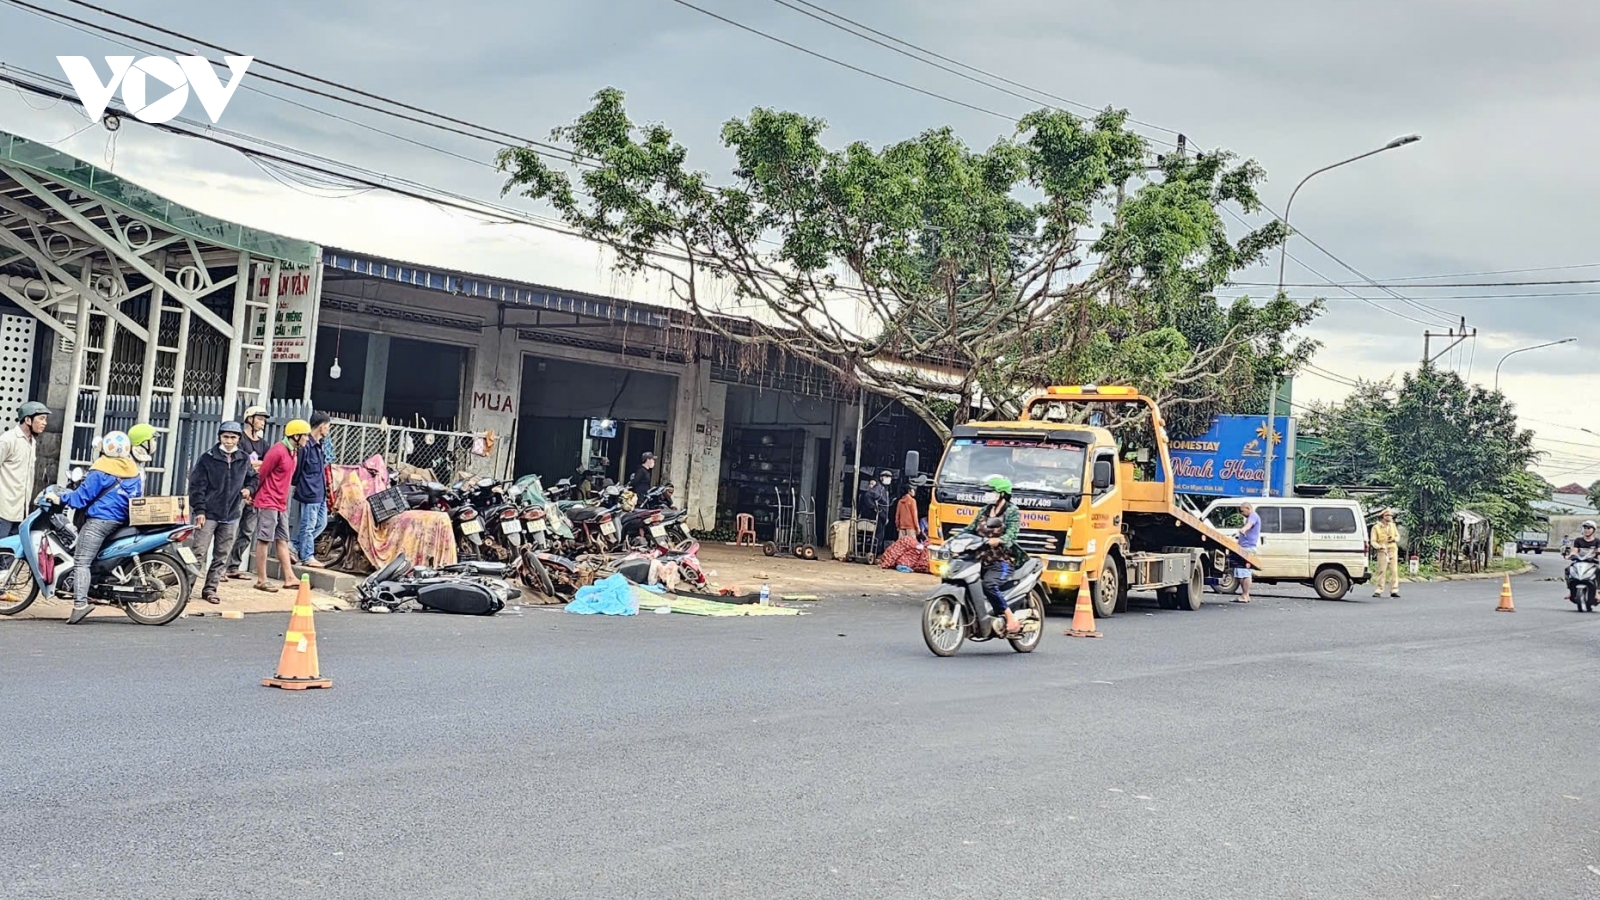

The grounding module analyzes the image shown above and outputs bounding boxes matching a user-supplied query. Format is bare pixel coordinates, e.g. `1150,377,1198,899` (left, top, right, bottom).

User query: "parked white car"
1201,498,1371,600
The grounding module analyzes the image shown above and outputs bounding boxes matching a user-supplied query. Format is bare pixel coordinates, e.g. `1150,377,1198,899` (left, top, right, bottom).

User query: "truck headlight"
1047,559,1082,572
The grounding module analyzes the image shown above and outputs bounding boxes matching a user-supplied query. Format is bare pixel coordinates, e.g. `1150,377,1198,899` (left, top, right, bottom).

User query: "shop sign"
472,391,515,414
1169,415,1290,497
251,265,319,363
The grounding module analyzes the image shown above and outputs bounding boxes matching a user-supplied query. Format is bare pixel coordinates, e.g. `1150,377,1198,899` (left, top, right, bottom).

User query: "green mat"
631,587,803,617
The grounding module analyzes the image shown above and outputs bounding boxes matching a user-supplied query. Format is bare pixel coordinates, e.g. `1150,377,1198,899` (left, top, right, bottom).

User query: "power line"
1,0,596,167
1232,278,1600,289
1218,290,1600,302
1379,263,1600,282
760,0,1182,148
663,0,1021,122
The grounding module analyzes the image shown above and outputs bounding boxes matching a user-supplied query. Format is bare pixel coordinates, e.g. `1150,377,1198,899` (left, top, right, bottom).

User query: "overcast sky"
2,0,1598,481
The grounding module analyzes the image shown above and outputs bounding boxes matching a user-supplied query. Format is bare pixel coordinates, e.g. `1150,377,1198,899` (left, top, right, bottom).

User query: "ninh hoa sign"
1168,415,1292,497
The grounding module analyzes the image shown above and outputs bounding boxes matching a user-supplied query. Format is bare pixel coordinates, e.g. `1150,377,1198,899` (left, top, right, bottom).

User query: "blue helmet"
219,421,244,436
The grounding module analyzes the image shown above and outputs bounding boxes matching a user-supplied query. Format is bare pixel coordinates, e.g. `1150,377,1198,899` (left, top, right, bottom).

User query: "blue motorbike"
0,475,200,625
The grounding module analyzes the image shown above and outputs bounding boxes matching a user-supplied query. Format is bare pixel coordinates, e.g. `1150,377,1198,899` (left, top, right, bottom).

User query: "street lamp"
1261,134,1422,497
1494,338,1577,392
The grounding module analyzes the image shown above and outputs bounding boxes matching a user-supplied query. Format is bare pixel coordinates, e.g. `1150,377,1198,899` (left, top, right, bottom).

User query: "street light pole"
1261,134,1421,498
1494,338,1577,393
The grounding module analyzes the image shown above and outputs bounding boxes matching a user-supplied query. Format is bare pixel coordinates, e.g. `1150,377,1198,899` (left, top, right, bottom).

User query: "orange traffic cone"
263,575,333,690
1496,575,1516,613
1065,588,1102,638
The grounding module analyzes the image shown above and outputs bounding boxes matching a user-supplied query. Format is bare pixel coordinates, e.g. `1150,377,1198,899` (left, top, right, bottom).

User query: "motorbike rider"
1566,520,1599,600
959,474,1025,637
47,431,143,624
128,422,157,471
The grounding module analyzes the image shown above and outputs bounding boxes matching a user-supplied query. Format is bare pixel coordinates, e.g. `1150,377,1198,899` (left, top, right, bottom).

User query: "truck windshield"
937,439,1086,497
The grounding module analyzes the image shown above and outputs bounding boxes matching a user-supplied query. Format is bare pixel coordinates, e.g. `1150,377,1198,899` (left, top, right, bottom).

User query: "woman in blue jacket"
50,430,143,624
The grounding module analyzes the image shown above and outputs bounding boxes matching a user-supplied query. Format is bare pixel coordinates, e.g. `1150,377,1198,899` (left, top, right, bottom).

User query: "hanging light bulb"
329,357,342,379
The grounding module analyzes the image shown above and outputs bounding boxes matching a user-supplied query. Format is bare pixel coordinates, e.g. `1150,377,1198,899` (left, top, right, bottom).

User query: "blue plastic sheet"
565,574,639,616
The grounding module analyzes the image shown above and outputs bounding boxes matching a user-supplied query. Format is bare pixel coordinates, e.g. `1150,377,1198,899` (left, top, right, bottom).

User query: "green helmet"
986,475,1013,494
128,423,157,446
17,401,48,421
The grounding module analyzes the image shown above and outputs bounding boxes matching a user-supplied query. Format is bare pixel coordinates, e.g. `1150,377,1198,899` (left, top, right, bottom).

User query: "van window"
1312,507,1359,534
1277,506,1306,534
1256,507,1280,533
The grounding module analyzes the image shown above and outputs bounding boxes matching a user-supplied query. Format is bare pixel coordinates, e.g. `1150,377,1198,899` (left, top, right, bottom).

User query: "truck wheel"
1314,566,1351,601
1091,558,1123,618
1176,562,1204,611
1157,589,1178,610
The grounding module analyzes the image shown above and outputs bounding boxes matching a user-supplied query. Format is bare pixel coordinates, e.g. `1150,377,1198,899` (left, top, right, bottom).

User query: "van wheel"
1315,567,1351,601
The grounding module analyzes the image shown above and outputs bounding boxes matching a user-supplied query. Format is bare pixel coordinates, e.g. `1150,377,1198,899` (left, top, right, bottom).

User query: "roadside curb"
1400,562,1533,584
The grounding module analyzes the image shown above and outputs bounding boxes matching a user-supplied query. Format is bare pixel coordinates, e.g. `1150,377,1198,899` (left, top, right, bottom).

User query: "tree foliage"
498,89,1318,440
1297,365,1541,556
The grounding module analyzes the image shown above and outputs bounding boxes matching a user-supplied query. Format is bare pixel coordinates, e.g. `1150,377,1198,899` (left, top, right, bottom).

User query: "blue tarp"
565,574,639,616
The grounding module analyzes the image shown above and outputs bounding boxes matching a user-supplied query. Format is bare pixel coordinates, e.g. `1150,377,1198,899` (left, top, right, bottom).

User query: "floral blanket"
330,456,457,569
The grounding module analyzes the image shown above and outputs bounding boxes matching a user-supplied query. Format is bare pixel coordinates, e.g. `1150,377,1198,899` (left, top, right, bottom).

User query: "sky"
1,0,1598,481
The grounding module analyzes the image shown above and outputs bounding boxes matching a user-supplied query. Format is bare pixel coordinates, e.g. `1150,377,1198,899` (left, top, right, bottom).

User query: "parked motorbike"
921,525,1046,657
0,479,199,625
355,553,518,615
630,484,693,549
1565,546,1598,612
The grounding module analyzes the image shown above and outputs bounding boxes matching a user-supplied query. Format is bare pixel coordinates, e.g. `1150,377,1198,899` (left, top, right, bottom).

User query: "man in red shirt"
252,418,310,593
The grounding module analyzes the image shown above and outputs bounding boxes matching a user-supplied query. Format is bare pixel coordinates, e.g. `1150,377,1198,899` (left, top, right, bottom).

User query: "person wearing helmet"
48,430,143,623
0,401,50,540
1565,521,1600,601
223,405,272,580
1370,508,1401,599
250,418,308,592
186,421,254,604
958,474,1026,636
127,422,157,467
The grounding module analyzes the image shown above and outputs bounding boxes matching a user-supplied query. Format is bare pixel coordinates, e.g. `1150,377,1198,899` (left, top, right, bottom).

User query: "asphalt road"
3,565,1598,900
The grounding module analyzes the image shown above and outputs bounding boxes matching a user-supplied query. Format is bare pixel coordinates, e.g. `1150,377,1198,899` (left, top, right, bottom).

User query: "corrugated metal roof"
0,129,319,266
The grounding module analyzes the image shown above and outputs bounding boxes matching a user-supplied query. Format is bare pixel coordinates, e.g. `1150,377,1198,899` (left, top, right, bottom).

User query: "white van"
1200,498,1370,600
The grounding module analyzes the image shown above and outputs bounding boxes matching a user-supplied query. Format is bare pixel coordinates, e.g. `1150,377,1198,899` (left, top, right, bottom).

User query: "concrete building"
0,131,942,541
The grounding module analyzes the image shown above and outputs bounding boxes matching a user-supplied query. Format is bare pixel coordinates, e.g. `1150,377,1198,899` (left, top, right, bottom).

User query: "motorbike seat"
107,524,173,545
448,561,509,576
566,506,610,524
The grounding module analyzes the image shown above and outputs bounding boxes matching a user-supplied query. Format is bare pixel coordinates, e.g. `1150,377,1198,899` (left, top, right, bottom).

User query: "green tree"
498,89,1317,440
1586,479,1600,511
1295,366,1542,557
1381,365,1539,557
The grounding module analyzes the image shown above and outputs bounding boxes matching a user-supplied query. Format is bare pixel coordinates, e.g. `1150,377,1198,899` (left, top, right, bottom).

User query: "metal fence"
325,420,511,484
89,397,506,495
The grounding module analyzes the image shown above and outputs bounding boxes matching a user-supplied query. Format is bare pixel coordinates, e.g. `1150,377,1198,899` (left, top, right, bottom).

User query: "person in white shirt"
0,401,49,539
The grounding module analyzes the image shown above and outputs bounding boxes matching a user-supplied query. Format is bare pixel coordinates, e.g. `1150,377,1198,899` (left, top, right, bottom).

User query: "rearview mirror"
1092,459,1113,491
904,450,920,479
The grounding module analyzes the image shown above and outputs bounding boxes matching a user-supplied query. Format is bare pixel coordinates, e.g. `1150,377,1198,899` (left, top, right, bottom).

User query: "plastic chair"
735,513,758,546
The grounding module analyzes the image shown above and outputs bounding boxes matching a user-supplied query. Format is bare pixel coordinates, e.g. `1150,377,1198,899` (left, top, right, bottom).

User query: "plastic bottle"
759,583,771,606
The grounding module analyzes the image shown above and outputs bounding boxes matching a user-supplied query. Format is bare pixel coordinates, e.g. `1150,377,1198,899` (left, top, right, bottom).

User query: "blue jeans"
292,501,328,562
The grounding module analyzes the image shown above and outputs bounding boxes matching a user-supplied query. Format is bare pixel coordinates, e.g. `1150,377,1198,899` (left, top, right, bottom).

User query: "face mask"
880,477,891,485
983,491,999,504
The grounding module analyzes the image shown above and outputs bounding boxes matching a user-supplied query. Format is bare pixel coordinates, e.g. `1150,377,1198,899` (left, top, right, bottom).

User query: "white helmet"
98,431,131,459
1584,521,1596,531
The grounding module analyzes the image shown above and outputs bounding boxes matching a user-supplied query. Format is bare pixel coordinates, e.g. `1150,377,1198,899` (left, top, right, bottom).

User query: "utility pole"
1422,316,1476,365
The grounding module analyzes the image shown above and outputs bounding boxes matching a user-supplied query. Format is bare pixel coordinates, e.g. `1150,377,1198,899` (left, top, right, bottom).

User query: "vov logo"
57,56,253,124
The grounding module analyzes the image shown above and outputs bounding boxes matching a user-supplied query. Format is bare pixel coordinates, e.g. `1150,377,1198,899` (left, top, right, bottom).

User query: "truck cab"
927,385,1256,618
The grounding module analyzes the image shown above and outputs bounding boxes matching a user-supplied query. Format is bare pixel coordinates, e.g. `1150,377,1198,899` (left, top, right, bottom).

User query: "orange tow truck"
926,385,1259,617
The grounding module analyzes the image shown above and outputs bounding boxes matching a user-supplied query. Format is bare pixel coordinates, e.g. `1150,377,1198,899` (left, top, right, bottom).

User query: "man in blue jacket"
49,430,142,624
187,421,255,604
292,412,332,567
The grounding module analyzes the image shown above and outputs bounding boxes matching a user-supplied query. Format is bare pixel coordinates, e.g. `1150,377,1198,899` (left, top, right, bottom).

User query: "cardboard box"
128,496,190,526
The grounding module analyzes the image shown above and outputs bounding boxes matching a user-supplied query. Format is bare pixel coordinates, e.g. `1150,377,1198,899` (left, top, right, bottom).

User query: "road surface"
3,568,1596,899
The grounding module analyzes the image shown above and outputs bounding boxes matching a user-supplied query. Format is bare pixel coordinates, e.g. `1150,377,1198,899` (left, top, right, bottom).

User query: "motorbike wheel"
1009,586,1048,654
922,595,965,657
519,546,556,599
313,525,351,570
121,554,192,626
0,553,40,616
